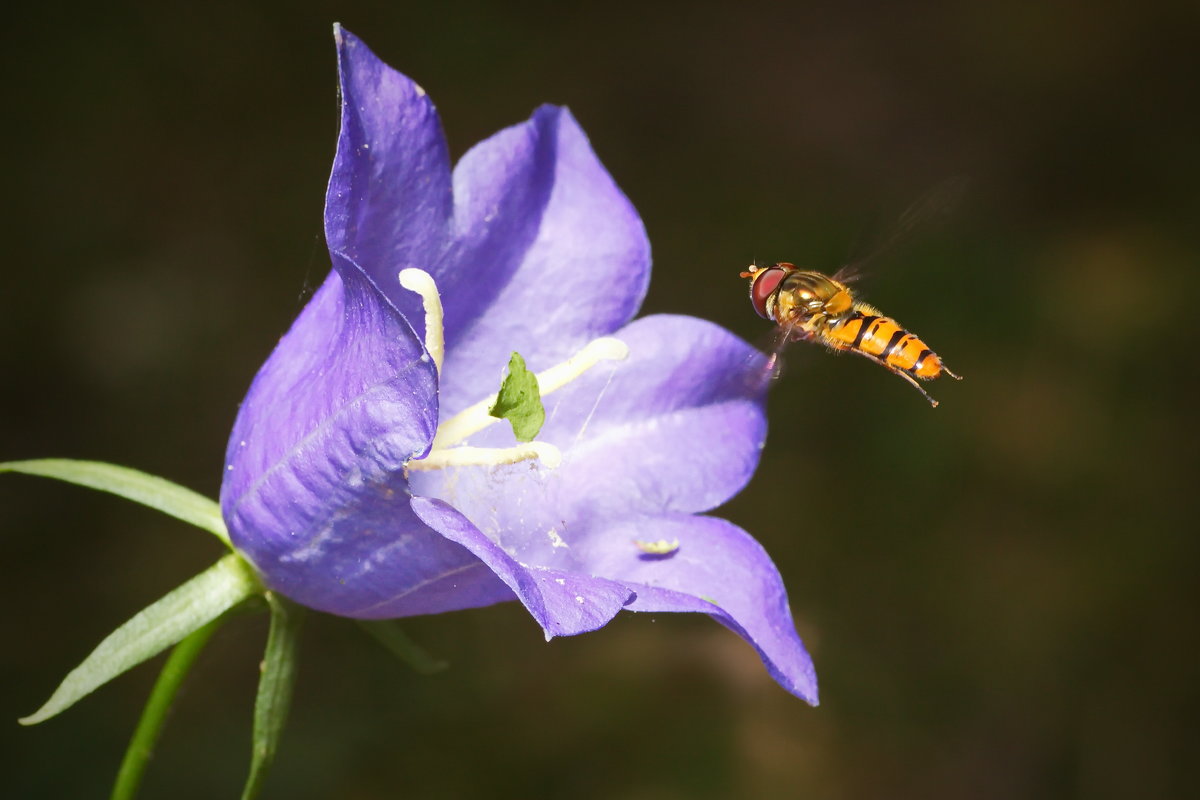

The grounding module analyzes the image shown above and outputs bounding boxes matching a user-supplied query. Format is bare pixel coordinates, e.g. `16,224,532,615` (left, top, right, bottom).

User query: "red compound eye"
749,267,786,319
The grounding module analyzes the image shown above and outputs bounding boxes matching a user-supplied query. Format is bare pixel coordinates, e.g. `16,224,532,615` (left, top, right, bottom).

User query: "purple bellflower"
220,27,817,703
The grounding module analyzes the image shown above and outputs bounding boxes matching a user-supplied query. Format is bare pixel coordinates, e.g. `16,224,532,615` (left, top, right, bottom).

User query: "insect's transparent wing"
832,176,968,284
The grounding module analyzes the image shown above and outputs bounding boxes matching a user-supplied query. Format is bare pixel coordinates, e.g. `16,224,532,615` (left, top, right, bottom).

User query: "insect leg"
851,349,941,407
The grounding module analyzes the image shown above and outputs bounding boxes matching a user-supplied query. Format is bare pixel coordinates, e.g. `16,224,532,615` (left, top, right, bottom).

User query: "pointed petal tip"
771,657,819,705
332,22,354,48
332,26,375,74
792,678,820,706
532,103,567,122
531,104,586,143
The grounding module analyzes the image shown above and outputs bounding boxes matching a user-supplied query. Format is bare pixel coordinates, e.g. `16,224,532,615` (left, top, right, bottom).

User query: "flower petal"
259,490,515,619
436,105,652,415
541,314,770,512
323,29,649,394
221,254,440,613
412,315,769,560
411,496,634,638
577,514,818,703
325,27,454,334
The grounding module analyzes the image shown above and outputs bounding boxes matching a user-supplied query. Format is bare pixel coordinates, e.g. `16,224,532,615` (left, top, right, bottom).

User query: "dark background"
3,1,1197,798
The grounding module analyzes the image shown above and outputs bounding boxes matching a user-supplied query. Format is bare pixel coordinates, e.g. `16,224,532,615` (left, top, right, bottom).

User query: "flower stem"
110,616,226,800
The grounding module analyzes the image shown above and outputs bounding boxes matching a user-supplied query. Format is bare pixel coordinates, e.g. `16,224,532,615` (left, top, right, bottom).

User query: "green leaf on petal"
488,352,545,442
241,594,304,800
20,554,262,726
0,459,230,548
357,620,448,675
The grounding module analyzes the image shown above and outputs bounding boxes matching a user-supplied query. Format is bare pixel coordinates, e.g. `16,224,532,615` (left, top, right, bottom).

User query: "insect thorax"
774,271,854,323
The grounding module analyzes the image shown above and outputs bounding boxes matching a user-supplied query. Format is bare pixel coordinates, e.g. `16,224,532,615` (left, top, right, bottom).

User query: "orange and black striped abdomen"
829,309,945,379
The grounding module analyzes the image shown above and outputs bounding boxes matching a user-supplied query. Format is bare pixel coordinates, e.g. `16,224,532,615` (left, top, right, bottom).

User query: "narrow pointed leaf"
1,459,229,547
241,594,304,800
20,555,261,725
357,619,448,675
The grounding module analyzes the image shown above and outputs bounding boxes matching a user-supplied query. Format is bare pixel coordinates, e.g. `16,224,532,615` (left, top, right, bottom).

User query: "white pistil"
399,268,444,374
431,336,630,450
408,442,562,471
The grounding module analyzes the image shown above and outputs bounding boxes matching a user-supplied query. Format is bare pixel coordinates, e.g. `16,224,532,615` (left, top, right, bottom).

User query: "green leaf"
357,620,448,675
111,616,228,800
0,459,229,548
241,594,304,800
20,554,262,725
488,352,545,442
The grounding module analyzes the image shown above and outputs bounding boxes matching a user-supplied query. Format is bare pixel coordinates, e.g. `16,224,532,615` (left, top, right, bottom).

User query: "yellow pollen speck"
634,538,680,555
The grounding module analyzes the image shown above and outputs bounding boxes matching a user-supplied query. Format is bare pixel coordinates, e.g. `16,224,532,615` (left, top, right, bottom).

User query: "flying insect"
740,262,961,407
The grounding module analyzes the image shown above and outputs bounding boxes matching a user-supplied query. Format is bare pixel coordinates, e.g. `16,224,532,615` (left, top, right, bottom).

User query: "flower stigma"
399,269,630,472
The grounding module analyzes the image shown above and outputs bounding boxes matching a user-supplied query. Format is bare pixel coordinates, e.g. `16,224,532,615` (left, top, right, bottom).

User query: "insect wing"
831,176,968,284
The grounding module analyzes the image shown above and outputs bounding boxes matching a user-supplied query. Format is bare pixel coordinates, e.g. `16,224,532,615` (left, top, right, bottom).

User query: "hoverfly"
740,262,960,406
739,184,965,407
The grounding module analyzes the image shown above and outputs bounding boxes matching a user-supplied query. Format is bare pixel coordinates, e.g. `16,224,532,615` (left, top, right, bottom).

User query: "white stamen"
536,337,630,393
407,442,562,472
398,268,444,374
432,336,629,449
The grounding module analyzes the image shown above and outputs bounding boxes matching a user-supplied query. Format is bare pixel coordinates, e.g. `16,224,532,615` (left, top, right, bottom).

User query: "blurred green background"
3,1,1197,798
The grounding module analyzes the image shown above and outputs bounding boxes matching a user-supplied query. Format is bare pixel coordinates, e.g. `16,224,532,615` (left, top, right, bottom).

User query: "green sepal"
0,459,230,548
357,619,448,675
488,352,546,442
241,594,304,800
19,554,262,725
